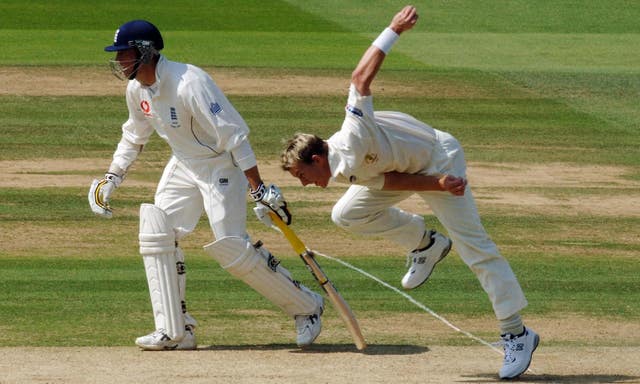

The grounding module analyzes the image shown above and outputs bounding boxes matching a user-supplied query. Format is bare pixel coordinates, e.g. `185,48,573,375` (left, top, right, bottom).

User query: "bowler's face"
288,157,331,188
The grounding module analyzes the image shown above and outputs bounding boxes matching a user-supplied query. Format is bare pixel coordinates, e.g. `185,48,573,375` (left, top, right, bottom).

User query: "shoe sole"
296,326,322,347
136,336,197,351
136,344,178,351
137,343,197,351
500,333,540,380
403,238,452,290
297,332,321,348
296,312,323,347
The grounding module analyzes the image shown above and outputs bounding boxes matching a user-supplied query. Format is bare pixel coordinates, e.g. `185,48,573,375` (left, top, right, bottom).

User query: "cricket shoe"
401,231,452,289
499,327,539,379
295,292,324,347
135,325,197,351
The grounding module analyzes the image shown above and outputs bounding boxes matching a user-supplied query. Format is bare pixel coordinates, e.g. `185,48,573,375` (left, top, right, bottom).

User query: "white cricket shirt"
327,84,450,189
111,55,257,172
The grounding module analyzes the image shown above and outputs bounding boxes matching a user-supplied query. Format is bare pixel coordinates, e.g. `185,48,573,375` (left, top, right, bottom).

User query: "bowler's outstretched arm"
351,5,418,96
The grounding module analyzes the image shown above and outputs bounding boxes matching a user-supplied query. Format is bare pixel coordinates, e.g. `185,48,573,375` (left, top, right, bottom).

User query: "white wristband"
372,27,399,54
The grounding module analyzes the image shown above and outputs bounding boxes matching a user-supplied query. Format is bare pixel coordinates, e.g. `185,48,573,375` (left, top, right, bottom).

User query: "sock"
415,230,434,251
499,313,525,336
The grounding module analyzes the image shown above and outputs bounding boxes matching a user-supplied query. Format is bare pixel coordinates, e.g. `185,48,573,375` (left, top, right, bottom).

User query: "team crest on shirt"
345,104,363,117
169,107,180,128
365,153,378,164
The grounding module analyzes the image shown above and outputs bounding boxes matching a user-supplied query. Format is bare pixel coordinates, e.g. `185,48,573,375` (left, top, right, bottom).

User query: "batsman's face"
113,48,138,79
289,156,331,188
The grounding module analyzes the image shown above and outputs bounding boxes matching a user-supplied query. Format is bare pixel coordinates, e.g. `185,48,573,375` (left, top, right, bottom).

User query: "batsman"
88,20,323,350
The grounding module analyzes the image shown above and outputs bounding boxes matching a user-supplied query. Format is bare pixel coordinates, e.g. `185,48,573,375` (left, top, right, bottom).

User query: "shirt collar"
327,140,343,181
145,54,166,97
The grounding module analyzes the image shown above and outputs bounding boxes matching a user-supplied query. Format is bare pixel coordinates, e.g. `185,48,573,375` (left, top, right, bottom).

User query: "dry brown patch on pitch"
468,162,633,189
3,158,638,218
0,66,351,97
1,66,502,99
361,313,640,346
1,313,638,384
469,162,640,217
0,158,157,188
265,161,640,218
3,158,637,259
0,66,127,96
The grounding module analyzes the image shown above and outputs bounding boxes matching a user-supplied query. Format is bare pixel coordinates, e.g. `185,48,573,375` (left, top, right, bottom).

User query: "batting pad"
139,204,185,341
204,236,318,317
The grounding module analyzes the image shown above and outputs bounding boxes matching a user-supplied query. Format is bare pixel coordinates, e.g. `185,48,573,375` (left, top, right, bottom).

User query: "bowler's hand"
439,175,467,196
390,5,419,34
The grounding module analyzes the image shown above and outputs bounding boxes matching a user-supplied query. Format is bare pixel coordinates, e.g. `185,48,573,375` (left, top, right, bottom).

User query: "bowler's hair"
280,133,327,171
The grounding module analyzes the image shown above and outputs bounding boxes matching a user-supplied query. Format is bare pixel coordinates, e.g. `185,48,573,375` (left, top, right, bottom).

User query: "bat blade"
268,212,366,350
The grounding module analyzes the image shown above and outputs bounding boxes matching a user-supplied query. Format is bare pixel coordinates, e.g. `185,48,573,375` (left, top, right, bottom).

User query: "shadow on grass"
460,373,640,383
199,343,428,355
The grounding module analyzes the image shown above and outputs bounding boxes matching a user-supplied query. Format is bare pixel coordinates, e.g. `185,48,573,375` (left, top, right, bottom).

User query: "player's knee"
139,203,175,255
331,203,352,228
331,203,378,231
204,236,317,316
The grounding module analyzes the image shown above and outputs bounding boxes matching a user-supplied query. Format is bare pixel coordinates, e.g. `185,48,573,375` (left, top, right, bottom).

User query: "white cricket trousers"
331,133,528,320
154,153,248,240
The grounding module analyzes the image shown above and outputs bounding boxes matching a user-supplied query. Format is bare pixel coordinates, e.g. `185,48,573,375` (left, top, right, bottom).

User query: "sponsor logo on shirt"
170,107,180,128
345,104,363,117
140,100,152,117
218,177,229,185
210,102,222,115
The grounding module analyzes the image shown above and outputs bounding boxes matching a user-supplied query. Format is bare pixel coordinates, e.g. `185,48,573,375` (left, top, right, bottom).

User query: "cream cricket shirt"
327,84,450,189
110,55,257,173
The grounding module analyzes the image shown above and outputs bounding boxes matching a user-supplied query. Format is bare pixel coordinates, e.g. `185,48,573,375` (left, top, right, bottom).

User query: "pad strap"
204,236,318,317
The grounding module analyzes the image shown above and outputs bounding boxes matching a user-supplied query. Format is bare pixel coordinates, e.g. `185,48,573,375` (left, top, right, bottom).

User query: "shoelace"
405,253,417,268
500,336,518,363
406,231,433,268
296,314,317,333
150,329,170,340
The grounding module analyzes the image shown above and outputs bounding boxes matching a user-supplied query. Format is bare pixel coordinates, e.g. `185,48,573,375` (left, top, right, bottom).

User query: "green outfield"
1,0,638,356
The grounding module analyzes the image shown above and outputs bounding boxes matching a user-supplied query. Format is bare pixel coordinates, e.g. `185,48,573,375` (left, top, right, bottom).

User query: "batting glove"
88,173,122,218
253,204,284,234
250,183,292,225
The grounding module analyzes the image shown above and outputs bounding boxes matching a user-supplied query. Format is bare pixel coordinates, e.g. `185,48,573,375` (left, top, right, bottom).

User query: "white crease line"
312,250,503,354
313,250,538,374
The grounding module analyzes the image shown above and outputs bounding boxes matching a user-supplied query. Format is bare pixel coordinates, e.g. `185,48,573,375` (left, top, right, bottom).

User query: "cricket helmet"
105,20,164,54
105,20,163,80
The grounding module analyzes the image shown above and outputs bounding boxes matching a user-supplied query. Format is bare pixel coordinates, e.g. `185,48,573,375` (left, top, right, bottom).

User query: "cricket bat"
268,212,367,350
